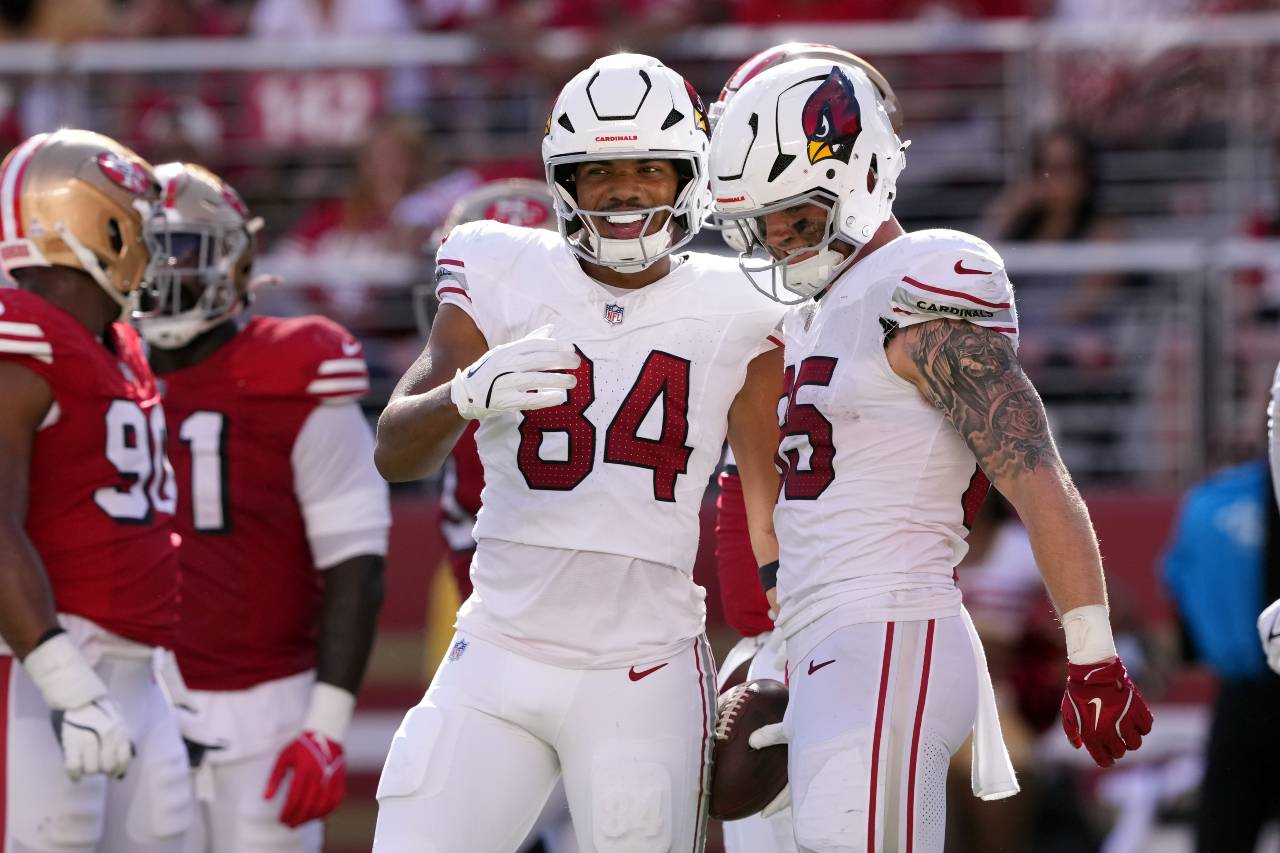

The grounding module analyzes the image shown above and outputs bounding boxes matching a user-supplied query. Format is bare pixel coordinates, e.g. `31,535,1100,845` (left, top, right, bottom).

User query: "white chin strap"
586,227,673,271
781,247,850,300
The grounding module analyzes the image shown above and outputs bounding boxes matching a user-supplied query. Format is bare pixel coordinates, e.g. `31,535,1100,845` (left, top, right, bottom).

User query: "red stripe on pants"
0,656,11,842
867,622,896,853
905,620,936,853
692,639,710,853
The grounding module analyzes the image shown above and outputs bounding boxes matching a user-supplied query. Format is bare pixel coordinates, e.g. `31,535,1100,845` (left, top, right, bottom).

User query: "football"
709,678,789,821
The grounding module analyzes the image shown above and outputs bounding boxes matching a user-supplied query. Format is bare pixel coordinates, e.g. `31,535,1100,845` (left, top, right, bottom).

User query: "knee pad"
791,735,869,853
376,703,451,801
589,749,672,853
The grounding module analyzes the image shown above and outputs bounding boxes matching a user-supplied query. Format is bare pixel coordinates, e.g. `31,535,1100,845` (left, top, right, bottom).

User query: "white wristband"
22,633,109,711
1062,604,1118,665
303,682,356,744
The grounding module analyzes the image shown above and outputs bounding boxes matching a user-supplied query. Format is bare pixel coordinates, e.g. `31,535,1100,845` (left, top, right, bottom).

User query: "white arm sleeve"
291,403,391,569
1270,359,1280,512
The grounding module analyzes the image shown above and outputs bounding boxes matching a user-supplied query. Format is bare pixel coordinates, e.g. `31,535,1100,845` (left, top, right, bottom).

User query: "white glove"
23,632,134,781
748,721,790,818
1259,597,1280,674
451,325,579,420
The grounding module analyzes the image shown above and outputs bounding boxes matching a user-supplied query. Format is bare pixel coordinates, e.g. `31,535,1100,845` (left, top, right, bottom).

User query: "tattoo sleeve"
903,320,1056,482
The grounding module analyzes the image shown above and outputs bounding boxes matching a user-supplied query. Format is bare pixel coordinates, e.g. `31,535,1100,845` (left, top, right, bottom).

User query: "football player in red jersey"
0,130,193,851
135,162,391,853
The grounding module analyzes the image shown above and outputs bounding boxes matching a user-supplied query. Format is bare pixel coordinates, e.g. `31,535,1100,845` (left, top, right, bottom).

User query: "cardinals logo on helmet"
801,67,862,166
685,80,710,136
96,151,152,195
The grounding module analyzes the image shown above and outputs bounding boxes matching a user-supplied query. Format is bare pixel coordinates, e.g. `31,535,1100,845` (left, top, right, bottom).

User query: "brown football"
709,678,788,821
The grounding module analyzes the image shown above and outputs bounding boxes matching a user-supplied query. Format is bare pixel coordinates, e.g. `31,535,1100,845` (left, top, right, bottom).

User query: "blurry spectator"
269,114,473,337
250,0,411,35
985,125,1140,475
1163,458,1280,853
0,0,110,41
116,0,245,37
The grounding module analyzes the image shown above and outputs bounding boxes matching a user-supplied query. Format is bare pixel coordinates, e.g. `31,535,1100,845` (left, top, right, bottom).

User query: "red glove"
1060,657,1153,768
263,731,346,828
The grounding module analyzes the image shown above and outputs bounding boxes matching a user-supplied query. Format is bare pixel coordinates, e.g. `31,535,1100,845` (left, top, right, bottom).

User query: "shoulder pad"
433,220,558,304
887,231,1017,339
247,316,369,405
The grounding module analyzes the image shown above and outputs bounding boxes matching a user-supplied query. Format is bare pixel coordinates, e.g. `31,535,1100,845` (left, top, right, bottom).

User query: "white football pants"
717,632,798,853
373,632,716,853
179,672,321,853
785,616,977,853
0,650,192,852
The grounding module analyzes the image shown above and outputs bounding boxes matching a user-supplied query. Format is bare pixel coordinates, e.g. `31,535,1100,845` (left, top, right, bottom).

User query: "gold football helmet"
134,162,264,349
0,129,159,317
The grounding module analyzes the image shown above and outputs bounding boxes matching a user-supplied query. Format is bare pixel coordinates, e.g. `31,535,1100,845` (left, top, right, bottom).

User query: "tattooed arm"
885,319,1107,615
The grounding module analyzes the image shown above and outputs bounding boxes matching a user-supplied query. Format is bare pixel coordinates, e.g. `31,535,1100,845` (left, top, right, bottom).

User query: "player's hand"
52,698,134,781
264,731,346,828
748,722,789,817
1060,656,1153,768
451,324,580,420
1258,598,1280,674
22,630,136,781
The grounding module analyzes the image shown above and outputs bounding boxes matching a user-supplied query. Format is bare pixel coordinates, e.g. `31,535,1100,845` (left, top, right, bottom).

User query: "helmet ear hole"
106,218,123,254
866,155,878,194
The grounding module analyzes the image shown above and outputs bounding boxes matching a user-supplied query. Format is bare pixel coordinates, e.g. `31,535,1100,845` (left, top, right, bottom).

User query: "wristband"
303,682,356,744
22,632,108,711
758,560,779,592
1062,604,1118,665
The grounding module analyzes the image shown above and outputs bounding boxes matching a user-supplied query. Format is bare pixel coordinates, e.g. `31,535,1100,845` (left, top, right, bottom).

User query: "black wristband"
33,626,66,649
758,560,779,592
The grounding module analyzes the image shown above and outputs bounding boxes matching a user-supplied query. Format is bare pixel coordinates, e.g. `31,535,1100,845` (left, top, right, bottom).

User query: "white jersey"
773,229,1020,652
436,220,784,665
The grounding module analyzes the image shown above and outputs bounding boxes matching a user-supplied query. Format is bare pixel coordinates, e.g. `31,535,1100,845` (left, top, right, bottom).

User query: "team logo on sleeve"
604,303,625,325
802,67,862,165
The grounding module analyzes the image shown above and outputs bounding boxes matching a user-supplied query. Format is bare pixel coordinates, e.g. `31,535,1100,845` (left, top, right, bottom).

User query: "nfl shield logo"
448,638,468,662
604,303,625,325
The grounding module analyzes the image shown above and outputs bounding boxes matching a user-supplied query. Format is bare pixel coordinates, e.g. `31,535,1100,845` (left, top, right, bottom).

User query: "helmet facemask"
722,190,859,304
136,216,250,349
548,153,702,272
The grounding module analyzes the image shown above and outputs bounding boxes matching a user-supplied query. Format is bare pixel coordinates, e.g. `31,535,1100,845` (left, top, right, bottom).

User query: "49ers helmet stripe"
1,134,48,240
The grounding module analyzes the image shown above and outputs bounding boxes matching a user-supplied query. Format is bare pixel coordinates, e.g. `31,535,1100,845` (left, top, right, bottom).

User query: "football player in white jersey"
710,60,1154,852
708,42,904,853
372,53,786,853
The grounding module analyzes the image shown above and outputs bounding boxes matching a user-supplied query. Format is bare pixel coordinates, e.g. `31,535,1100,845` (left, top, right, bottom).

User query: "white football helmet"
134,162,263,349
710,59,907,303
709,43,903,134
708,44,903,255
542,53,711,271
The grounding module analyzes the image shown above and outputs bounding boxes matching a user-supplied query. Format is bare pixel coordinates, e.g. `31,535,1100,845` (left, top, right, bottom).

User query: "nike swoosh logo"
342,340,362,357
954,260,992,276
808,658,836,675
1089,697,1103,729
628,663,668,682
465,355,491,379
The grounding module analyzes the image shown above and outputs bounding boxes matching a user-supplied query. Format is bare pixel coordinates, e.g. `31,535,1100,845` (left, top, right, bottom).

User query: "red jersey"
0,289,179,647
161,315,369,690
439,422,484,598
716,469,774,638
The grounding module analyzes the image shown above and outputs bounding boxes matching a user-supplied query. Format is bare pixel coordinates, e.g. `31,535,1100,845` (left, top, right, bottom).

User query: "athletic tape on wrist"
303,682,356,744
1062,604,1118,666
22,632,109,711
